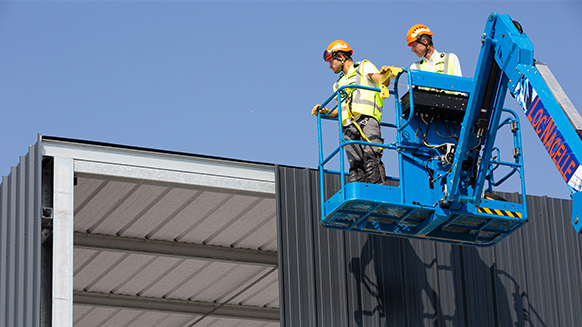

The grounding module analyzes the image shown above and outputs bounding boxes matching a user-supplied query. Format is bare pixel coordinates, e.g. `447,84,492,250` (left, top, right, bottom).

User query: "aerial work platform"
317,80,528,246
314,13,571,246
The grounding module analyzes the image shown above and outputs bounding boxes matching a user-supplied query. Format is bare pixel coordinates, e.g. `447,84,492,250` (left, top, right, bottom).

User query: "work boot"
363,150,387,185
364,158,383,184
377,157,387,185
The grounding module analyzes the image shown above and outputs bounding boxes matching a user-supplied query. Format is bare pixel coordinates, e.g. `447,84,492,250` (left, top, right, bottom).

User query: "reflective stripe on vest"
413,52,454,75
333,60,383,126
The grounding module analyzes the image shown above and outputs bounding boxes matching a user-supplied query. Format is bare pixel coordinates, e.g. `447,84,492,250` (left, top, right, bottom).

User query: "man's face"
410,41,427,58
329,56,343,74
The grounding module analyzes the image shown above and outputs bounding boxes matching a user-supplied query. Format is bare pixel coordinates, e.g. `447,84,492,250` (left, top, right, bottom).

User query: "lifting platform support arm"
446,13,529,206
447,13,582,233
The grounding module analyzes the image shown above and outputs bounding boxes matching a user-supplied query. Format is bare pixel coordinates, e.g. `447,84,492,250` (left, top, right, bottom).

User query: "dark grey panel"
276,166,582,327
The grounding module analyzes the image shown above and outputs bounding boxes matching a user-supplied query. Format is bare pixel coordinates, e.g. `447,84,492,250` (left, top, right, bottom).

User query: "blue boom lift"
316,13,582,246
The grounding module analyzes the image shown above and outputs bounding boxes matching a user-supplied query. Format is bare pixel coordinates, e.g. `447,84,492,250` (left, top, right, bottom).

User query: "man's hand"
380,65,404,80
311,104,329,115
380,66,391,74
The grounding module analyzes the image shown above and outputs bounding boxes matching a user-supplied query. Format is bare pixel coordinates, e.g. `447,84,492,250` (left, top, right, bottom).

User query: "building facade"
2,136,581,326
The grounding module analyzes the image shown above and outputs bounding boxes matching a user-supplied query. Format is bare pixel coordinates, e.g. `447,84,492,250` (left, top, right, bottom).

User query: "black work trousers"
342,116,386,184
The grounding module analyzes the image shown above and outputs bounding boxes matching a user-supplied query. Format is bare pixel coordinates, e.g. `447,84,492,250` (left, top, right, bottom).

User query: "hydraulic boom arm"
468,13,582,232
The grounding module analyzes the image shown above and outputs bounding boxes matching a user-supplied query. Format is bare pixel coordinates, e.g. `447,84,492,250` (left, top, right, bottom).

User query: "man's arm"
369,72,381,84
363,61,382,84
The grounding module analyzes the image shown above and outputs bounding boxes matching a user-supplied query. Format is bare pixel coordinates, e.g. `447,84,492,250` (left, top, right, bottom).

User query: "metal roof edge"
41,135,276,168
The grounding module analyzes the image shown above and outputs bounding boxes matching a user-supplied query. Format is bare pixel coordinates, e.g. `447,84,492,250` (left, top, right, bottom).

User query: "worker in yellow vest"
407,24,462,76
311,40,386,184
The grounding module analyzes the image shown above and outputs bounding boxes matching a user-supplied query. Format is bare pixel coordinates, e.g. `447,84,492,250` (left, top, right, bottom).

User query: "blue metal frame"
316,76,528,246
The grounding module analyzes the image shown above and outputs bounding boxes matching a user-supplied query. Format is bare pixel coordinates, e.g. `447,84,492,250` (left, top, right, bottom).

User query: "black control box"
400,88,468,122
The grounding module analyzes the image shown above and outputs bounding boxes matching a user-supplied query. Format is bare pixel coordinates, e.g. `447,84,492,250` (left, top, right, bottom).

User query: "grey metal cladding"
0,140,42,327
275,165,582,327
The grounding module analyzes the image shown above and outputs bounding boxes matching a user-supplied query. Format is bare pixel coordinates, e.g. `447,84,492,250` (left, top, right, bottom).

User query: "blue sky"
1,1,580,199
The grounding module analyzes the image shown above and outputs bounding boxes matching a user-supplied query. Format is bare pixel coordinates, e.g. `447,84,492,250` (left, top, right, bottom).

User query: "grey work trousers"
342,116,386,184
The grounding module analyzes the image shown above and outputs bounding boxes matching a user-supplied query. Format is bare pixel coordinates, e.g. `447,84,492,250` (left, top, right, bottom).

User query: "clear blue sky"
1,1,580,199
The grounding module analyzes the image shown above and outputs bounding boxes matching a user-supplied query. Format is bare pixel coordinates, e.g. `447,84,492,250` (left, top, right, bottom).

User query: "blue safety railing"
316,79,528,201
485,108,528,207
316,83,397,214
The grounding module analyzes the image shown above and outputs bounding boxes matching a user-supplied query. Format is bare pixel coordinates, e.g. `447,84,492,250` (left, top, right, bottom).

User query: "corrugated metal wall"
276,166,582,327
0,140,42,327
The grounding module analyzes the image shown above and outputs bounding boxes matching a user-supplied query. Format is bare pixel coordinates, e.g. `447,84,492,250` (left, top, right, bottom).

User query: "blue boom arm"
473,13,582,233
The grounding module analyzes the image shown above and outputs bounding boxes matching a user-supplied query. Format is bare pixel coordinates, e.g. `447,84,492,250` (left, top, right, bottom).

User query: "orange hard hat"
407,24,433,46
323,40,353,62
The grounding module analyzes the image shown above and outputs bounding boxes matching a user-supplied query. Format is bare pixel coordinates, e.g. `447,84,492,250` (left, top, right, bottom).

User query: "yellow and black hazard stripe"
477,206,522,218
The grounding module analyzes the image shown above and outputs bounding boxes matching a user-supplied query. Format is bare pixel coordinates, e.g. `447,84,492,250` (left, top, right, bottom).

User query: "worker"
407,24,462,76
311,40,386,184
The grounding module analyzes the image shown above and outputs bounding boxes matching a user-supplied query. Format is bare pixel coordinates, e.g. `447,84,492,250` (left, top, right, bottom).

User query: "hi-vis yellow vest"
333,60,383,126
412,52,455,75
